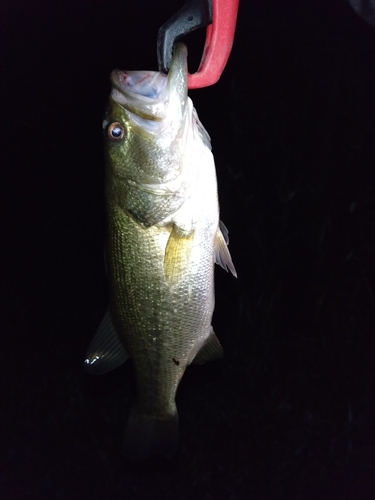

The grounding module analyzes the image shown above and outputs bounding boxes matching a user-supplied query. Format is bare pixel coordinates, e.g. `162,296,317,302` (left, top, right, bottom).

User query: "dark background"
1,0,375,498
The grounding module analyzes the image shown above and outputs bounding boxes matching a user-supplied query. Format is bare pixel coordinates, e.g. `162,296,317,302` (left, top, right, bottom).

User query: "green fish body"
84,44,236,459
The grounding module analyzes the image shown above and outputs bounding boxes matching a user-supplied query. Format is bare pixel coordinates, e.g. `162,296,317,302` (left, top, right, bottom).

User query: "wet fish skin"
86,43,236,459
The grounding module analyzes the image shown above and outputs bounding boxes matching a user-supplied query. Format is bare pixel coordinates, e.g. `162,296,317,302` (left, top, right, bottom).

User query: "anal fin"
84,308,129,375
193,327,223,365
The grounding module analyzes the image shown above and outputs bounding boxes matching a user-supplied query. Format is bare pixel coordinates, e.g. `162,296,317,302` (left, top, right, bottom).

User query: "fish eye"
107,122,125,141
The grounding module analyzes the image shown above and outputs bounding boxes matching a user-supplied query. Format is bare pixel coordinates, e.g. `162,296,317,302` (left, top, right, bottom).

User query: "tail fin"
122,407,179,460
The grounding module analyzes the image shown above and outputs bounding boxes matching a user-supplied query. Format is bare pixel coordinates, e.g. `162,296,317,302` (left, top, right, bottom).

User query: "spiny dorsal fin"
84,308,129,375
214,220,237,277
164,224,194,285
193,328,223,365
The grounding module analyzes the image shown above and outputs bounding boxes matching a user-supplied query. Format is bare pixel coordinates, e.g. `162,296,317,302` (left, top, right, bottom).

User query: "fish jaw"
110,70,168,123
109,43,188,140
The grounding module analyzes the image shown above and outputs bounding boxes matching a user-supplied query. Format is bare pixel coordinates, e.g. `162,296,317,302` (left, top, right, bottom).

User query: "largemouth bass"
84,43,236,459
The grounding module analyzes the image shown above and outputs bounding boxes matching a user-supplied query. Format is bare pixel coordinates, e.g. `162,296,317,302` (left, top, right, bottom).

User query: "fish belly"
106,200,215,457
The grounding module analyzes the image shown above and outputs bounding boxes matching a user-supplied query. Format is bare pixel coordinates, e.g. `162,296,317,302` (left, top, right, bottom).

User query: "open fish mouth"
110,70,168,121
109,44,188,122
111,71,168,100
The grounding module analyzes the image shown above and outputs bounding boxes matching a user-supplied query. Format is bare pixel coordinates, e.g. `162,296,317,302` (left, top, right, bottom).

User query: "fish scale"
107,204,212,413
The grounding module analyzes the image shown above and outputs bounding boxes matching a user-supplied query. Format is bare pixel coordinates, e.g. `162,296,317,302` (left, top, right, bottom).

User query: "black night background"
1,0,375,498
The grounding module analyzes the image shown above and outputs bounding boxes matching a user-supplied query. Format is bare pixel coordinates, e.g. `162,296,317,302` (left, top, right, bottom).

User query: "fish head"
103,43,189,187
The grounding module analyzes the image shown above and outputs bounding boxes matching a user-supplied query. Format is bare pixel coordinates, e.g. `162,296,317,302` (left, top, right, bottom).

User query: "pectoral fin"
84,309,129,375
214,220,237,277
193,328,223,364
164,224,194,284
